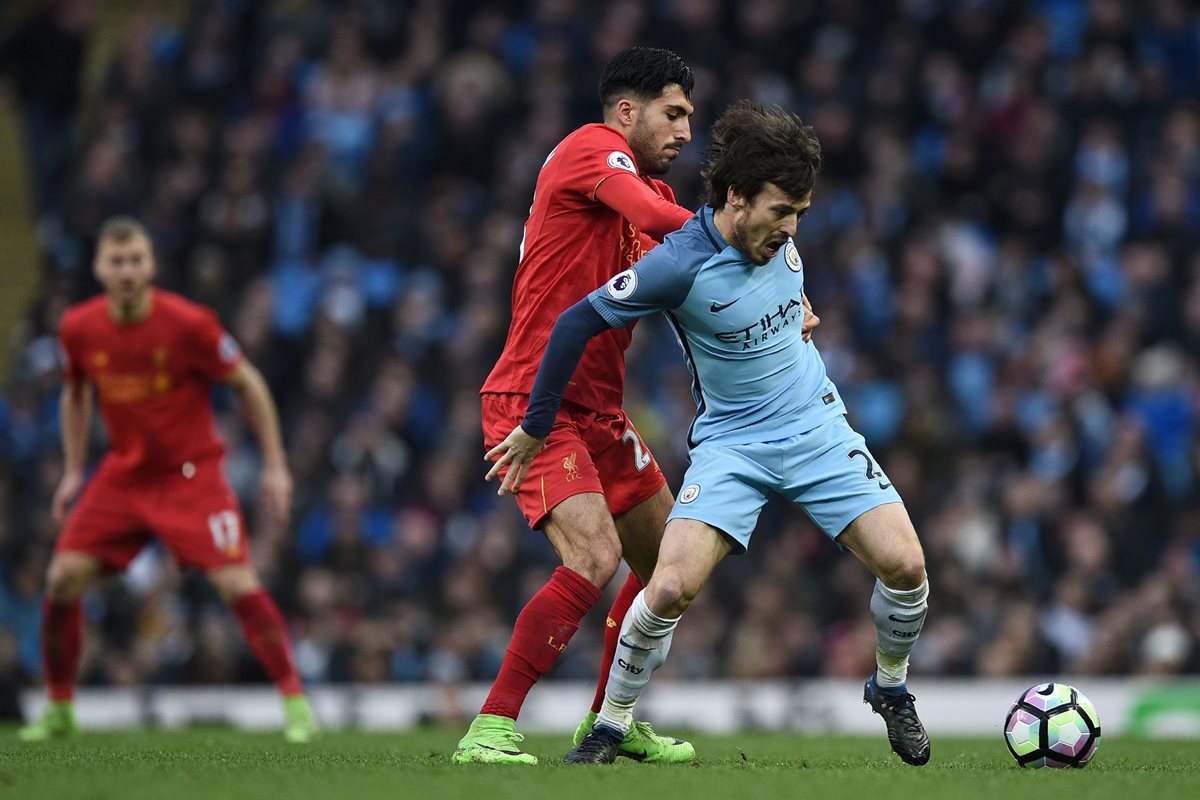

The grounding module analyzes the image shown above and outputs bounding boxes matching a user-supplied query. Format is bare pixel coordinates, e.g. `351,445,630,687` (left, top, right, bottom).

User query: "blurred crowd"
2,0,1199,709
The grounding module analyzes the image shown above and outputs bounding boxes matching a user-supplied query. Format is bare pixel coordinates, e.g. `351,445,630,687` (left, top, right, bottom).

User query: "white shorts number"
621,428,652,472
208,510,241,553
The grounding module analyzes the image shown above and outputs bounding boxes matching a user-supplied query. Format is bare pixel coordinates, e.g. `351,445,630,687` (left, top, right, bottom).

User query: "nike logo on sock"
710,298,739,312
618,637,653,652
888,611,927,623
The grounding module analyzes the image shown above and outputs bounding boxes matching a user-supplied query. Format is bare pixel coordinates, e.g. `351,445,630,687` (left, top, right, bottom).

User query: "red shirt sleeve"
58,310,85,384
555,127,642,200
594,171,694,241
190,309,242,381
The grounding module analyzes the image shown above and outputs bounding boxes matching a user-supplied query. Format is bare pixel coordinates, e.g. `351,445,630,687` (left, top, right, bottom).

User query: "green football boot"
573,710,696,763
283,695,319,744
453,714,538,765
18,701,79,742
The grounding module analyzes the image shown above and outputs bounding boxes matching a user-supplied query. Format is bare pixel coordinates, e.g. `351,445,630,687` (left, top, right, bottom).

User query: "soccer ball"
1004,682,1101,768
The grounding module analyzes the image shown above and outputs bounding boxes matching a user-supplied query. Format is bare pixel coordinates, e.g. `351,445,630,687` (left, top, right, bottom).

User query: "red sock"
42,599,83,702
231,589,304,696
480,566,602,720
591,571,642,713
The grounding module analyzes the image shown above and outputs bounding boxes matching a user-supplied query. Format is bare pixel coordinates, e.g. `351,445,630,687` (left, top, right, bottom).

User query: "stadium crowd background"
2,0,1199,714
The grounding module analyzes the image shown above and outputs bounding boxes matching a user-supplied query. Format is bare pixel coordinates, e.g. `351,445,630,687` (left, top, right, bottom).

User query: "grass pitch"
1,727,1196,800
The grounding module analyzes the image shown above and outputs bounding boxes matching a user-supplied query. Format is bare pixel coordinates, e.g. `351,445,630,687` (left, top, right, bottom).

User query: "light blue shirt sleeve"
587,240,700,328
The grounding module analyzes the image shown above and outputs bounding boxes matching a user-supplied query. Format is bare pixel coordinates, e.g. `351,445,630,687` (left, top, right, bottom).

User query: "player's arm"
484,300,614,495
486,250,692,495
595,172,693,241
225,360,292,523
52,377,92,525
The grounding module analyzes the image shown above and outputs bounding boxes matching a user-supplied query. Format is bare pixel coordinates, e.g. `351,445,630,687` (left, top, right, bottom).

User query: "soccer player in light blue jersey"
485,101,931,766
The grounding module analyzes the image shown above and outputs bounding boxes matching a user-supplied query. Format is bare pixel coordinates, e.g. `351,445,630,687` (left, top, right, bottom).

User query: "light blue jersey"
588,204,846,448
580,205,900,550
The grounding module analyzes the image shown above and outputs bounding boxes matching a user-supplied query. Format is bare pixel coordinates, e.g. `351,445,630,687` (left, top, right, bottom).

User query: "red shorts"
481,393,667,529
56,457,251,572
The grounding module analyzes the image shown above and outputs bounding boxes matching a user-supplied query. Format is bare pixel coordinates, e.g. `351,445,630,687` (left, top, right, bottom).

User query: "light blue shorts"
667,415,903,553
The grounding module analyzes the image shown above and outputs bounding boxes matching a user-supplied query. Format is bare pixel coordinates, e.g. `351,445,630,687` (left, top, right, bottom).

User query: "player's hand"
51,470,84,525
484,425,546,496
259,464,294,524
801,292,820,343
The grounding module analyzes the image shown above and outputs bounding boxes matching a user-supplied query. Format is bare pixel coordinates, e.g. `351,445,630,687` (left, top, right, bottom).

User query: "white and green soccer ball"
1004,682,1101,768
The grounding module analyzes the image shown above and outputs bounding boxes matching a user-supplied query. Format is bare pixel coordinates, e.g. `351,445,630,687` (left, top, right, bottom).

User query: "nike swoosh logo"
879,481,892,490
710,299,740,312
619,637,653,652
476,743,522,755
888,611,926,623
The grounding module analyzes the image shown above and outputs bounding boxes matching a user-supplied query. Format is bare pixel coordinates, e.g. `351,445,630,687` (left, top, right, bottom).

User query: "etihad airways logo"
715,290,806,350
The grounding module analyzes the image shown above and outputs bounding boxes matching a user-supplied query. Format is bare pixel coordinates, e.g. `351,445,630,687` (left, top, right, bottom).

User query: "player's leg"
17,551,102,741
838,502,930,765
569,412,694,762
838,502,928,683
569,442,767,764
566,516,730,764
456,491,617,765
206,563,316,743
485,492,619,716
153,460,315,743
20,474,146,742
572,484,696,761
792,416,929,765
456,397,619,764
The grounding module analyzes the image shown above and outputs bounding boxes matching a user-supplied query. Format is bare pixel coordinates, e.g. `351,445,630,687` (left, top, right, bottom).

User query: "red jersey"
59,288,242,480
482,123,684,413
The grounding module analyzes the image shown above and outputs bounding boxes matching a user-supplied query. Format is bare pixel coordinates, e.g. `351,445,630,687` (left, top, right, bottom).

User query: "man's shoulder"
562,123,626,151
551,124,633,170
621,218,713,292
658,213,720,263
154,289,218,325
61,294,108,333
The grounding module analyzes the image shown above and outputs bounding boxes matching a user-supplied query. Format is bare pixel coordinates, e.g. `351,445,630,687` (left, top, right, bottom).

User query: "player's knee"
646,568,699,617
563,542,621,587
45,558,93,602
881,549,926,591
207,565,260,601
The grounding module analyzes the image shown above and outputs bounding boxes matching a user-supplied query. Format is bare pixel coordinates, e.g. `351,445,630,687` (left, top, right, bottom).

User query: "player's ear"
615,97,637,127
727,186,745,210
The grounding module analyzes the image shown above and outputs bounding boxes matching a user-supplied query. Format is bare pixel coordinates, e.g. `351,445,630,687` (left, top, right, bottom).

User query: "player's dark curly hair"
702,101,822,208
599,46,694,109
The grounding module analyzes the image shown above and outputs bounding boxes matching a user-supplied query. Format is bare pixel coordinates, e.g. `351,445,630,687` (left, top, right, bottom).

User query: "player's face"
628,85,693,175
727,183,811,266
94,234,156,307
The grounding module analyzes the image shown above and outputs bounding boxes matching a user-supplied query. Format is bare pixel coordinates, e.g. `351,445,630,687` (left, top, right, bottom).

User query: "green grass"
1,728,1196,800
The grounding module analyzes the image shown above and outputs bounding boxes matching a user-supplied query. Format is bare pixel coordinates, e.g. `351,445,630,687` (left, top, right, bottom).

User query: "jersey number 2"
848,448,892,490
622,429,651,472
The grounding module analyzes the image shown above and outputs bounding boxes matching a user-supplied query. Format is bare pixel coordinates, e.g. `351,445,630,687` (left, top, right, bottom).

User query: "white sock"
870,579,928,688
596,591,678,736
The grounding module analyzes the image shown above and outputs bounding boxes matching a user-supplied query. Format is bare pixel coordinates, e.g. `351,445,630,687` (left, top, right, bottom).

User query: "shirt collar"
698,204,729,252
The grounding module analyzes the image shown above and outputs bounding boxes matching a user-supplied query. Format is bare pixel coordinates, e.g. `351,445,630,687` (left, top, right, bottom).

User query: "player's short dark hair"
702,101,823,208
599,46,694,110
97,215,152,247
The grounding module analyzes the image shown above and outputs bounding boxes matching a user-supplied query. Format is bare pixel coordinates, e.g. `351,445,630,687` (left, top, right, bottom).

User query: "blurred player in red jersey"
457,47,701,765
18,217,318,744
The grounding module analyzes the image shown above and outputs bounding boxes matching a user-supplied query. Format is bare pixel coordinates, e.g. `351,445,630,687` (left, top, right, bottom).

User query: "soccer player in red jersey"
17,217,318,744
453,47,700,765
